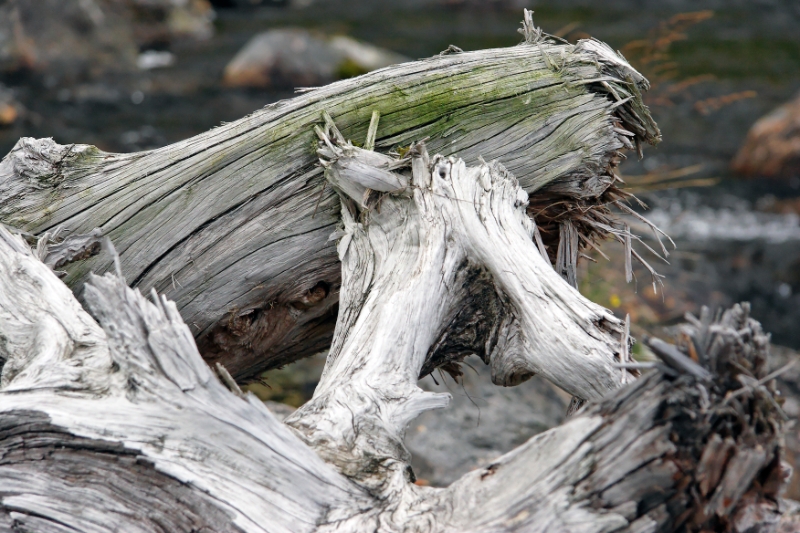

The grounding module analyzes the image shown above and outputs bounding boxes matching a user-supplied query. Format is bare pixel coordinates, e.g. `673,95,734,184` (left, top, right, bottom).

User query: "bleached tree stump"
0,17,660,380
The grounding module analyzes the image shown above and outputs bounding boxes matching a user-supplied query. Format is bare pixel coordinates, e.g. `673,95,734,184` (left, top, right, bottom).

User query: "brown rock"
0,85,20,127
732,92,800,179
0,0,139,80
0,105,16,127
222,29,408,89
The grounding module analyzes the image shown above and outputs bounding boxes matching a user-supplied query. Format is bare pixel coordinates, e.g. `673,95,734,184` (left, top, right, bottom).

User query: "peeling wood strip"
533,222,551,266
364,110,380,152
697,435,735,497
707,447,768,517
645,337,713,381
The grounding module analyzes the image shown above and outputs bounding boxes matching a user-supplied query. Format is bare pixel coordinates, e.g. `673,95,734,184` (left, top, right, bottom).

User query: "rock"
127,0,215,46
0,0,139,81
441,0,532,9
732,92,800,179
405,358,570,487
0,85,21,127
211,0,293,6
222,28,408,89
263,400,296,421
137,50,177,70
327,35,408,74
0,105,16,127
0,0,213,82
222,29,338,89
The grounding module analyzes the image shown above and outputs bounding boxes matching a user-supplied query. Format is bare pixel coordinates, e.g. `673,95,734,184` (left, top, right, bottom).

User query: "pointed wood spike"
364,109,380,152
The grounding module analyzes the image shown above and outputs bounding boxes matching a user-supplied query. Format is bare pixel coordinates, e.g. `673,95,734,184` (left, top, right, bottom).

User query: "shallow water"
637,184,800,348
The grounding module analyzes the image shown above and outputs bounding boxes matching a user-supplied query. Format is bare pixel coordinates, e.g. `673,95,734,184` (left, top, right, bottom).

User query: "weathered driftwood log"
0,137,791,532
0,16,659,380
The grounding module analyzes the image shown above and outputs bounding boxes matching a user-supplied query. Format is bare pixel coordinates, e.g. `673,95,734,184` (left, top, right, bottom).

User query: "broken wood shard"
318,125,634,401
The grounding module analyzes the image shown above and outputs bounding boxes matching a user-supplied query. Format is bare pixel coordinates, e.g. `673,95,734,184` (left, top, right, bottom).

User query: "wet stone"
222,29,408,89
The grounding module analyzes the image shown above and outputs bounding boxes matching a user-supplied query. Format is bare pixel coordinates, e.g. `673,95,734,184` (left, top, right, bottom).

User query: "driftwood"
0,193,791,531
0,14,792,532
0,20,660,380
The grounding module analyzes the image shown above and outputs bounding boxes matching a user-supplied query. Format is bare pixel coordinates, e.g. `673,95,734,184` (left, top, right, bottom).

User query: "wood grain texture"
0,20,788,530
284,130,635,526
0,224,370,533
0,219,791,532
0,32,658,379
0,410,246,533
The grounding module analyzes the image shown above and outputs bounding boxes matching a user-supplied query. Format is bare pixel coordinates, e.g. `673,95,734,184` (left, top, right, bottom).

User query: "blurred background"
2,0,799,493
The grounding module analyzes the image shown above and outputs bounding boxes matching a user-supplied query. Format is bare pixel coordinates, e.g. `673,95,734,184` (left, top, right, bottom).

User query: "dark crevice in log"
39,228,104,272
201,296,340,379
419,266,504,381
